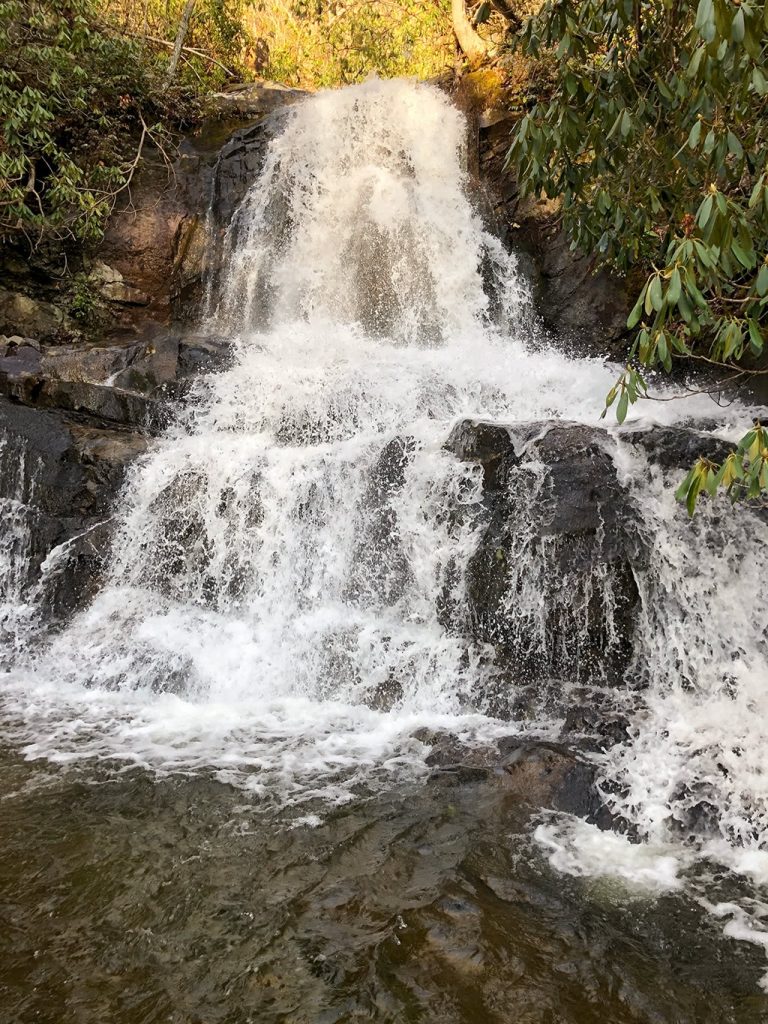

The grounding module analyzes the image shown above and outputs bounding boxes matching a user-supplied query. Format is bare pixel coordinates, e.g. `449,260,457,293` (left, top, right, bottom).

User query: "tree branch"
452,0,489,62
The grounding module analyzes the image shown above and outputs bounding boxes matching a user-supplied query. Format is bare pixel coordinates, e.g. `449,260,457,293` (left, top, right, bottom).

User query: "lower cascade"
3,78,768,1010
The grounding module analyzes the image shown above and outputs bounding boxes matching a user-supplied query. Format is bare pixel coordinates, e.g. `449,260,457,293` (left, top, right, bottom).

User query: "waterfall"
0,435,42,658
1,79,767,962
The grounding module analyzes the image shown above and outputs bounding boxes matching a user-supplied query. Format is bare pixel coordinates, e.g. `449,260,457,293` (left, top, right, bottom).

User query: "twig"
120,31,236,78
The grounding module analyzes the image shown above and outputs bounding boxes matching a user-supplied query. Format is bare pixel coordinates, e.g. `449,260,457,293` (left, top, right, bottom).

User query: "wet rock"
496,738,605,820
561,694,633,753
444,420,518,490
415,728,485,769
0,369,167,433
210,111,289,227
110,332,180,394
348,436,416,606
626,424,735,471
40,343,135,384
478,115,631,359
171,216,210,319
414,728,610,823
448,419,641,689
177,334,232,377
0,397,147,623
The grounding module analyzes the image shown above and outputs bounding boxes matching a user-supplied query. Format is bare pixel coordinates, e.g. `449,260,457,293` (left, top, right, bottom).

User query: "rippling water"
2,752,766,1024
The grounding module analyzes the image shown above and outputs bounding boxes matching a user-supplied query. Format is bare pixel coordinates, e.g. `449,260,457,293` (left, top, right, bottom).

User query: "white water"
1,77,768,970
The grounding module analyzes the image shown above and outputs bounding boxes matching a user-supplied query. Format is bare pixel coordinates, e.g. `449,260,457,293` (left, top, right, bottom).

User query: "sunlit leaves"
677,424,768,514
507,0,768,504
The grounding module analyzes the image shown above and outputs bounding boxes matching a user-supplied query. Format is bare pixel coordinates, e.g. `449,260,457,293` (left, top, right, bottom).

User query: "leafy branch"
506,0,768,513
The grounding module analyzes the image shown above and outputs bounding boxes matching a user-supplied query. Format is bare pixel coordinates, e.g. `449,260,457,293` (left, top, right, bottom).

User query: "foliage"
241,0,453,88
0,0,455,257
104,0,249,87
0,0,198,250
506,0,768,511
68,272,101,323
676,422,768,513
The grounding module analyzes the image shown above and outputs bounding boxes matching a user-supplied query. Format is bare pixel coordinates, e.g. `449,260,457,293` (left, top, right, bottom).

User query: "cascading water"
2,78,768,990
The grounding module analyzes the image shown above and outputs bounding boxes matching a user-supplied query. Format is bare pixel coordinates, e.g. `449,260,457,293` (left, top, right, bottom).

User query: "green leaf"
757,264,768,297
657,331,672,371
697,194,713,228
675,467,696,501
687,45,705,78
730,7,745,40
731,239,755,269
687,119,702,149
727,131,743,159
627,286,647,329
747,319,764,355
617,390,629,424
649,274,664,312
738,429,757,453
695,0,713,32
667,267,682,306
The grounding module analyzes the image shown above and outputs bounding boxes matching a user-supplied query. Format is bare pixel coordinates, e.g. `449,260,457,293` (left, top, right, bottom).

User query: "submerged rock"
415,727,608,823
496,737,605,821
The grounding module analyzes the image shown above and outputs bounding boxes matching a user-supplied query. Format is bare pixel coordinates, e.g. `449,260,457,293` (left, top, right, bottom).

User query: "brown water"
1,746,766,1024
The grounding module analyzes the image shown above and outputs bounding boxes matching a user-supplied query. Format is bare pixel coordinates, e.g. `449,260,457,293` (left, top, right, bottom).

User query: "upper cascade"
214,78,526,342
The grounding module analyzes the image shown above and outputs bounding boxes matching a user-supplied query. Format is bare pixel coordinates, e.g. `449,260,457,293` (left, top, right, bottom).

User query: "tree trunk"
164,0,197,87
451,0,489,62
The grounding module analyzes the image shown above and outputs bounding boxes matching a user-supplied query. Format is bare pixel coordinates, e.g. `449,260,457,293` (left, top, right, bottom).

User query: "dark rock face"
478,116,631,359
446,419,641,697
625,423,735,470
348,436,416,607
0,361,167,434
0,85,302,349
0,397,147,631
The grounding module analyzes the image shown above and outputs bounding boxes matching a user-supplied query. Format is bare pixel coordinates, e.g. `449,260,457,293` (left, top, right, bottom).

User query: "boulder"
209,81,307,118
0,368,166,433
0,288,69,343
625,423,735,470
446,419,641,690
0,397,147,627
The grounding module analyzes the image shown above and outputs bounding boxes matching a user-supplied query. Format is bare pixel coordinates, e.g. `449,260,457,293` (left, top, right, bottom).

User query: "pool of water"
1,747,765,1024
